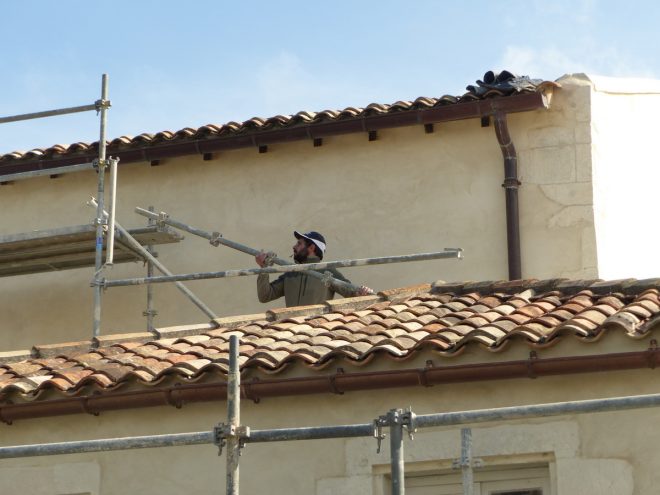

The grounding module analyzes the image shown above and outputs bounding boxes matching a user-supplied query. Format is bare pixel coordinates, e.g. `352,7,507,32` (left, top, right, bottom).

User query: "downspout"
493,111,522,280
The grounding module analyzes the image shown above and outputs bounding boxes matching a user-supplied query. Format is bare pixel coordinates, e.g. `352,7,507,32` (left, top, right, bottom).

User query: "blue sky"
1,0,658,154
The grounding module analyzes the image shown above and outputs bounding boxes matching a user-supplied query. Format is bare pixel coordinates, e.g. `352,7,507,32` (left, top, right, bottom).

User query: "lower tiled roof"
1,278,659,402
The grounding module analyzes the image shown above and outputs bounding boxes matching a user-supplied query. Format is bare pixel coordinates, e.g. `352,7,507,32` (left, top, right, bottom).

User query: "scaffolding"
2,335,660,495
0,76,613,495
1,78,463,337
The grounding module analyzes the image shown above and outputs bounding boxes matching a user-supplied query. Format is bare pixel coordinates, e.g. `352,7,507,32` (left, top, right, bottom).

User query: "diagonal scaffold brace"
89,198,218,320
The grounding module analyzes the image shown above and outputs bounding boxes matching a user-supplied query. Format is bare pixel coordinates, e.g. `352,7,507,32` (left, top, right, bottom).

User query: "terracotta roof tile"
3,278,660,400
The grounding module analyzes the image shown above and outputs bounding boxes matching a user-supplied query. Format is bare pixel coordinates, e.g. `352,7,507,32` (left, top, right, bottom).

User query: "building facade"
1,72,660,494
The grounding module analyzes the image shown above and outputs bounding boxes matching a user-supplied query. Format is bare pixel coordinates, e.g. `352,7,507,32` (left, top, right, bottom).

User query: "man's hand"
356,285,374,296
255,251,276,268
255,251,268,267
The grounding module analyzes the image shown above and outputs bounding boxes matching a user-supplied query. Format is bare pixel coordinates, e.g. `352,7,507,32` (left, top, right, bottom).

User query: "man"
255,230,371,307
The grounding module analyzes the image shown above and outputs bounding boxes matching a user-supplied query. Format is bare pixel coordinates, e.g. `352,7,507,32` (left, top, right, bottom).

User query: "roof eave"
0,91,551,175
0,346,654,424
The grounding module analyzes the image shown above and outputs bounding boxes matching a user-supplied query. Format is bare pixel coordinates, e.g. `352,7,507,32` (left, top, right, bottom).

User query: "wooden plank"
0,225,183,277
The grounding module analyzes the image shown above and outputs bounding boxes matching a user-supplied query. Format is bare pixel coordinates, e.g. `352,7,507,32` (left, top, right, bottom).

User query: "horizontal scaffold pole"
4,392,660,459
0,432,214,459
413,391,660,428
103,250,462,288
0,162,95,183
0,104,99,124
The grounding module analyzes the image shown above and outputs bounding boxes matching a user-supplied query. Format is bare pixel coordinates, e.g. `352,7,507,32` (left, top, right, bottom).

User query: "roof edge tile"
431,281,469,294
589,278,638,295
622,278,660,295
0,349,32,364
267,304,328,321
378,284,433,301
93,332,155,348
213,313,269,329
554,279,603,295
32,340,93,359
325,295,383,312
491,279,540,294
155,322,218,340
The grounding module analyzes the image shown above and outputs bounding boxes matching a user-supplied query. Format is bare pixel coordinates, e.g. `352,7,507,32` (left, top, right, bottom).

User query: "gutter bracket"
527,351,538,379
329,368,345,395
647,339,658,369
80,397,100,417
243,377,261,404
0,405,12,426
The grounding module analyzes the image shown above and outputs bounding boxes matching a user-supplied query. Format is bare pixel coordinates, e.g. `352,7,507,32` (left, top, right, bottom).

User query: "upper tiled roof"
1,278,659,403
0,71,558,170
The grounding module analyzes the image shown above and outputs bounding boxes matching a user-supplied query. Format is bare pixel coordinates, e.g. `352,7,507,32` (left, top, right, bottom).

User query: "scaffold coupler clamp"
91,158,106,171
451,456,484,470
214,423,251,456
403,406,417,440
94,98,112,114
373,416,387,454
157,212,169,230
209,231,223,247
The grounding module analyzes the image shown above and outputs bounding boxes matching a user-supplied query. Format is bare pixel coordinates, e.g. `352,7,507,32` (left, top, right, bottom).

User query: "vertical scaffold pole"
144,206,157,332
389,409,405,495
92,74,109,338
460,428,474,495
226,335,241,495
106,156,119,265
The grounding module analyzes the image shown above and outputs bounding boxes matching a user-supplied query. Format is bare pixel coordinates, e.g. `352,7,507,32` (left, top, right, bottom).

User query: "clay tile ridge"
429,279,655,297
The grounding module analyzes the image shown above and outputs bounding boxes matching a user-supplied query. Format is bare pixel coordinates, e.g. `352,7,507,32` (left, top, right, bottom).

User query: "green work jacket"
257,257,353,307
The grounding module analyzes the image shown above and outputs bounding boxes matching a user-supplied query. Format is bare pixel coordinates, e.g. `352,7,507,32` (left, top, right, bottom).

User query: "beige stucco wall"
517,75,597,279
1,333,657,494
0,79,598,349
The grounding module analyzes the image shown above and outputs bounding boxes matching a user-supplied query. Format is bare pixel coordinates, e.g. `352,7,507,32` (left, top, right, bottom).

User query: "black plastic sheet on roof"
467,70,544,97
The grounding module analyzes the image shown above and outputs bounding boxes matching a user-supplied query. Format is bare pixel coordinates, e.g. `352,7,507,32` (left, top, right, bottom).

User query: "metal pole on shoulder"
134,206,364,294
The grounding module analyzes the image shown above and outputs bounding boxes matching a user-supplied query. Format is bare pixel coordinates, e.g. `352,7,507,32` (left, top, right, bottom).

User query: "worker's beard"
293,249,308,264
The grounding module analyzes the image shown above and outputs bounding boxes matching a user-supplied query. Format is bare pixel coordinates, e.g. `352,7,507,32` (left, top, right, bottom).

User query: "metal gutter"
0,92,550,177
0,346,656,424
